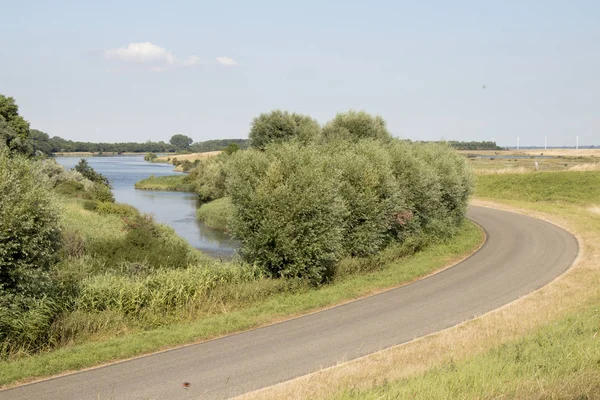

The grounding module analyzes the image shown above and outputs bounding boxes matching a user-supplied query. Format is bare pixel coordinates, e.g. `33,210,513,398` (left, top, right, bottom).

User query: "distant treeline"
30,129,250,155
447,141,504,150
190,139,250,153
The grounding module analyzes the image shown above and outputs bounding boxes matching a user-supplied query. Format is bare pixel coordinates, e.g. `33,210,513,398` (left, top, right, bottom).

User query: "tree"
73,159,110,187
0,95,32,155
322,110,392,143
170,134,193,150
249,110,321,149
223,143,240,155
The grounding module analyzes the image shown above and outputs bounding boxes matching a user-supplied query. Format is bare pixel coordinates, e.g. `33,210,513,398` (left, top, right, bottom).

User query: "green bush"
322,110,392,143
144,152,157,162
187,155,227,201
0,151,61,296
249,110,322,149
227,143,347,284
73,159,110,187
196,197,234,230
328,140,406,256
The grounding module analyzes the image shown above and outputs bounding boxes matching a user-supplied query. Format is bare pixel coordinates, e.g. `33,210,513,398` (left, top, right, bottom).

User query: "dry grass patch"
154,151,221,163
474,166,529,175
238,199,599,400
569,163,600,171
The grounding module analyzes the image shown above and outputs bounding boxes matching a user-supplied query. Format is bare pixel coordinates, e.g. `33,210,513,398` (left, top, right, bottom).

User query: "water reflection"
55,155,239,257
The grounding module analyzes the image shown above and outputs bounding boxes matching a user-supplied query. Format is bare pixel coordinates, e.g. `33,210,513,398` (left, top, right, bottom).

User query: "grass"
196,197,233,230
134,175,195,192
331,302,600,399
241,171,600,400
154,151,222,164
0,217,483,387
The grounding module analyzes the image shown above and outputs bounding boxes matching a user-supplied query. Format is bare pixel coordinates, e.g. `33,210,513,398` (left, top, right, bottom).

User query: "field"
242,171,600,400
154,151,222,163
463,152,599,174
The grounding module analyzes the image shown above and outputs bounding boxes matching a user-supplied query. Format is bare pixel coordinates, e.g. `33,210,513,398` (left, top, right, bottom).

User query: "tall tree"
0,95,32,155
170,134,193,150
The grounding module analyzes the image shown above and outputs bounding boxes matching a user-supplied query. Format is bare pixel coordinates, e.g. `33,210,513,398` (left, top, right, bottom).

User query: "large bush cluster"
226,138,472,284
184,110,473,285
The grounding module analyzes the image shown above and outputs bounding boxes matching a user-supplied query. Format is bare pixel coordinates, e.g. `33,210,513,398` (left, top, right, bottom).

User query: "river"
55,155,238,258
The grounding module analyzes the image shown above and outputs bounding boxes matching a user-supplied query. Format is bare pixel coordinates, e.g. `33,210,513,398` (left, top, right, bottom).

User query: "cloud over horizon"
105,42,200,72
216,56,238,66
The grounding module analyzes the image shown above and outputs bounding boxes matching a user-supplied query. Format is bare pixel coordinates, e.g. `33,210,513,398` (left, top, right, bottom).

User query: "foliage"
226,132,473,284
322,110,392,143
0,95,32,155
227,143,347,283
196,197,234,230
144,152,157,161
135,175,195,192
448,140,503,150
73,159,110,187
224,143,240,155
249,110,321,149
190,139,249,153
187,155,228,201
0,150,61,296
31,132,176,154
169,134,193,150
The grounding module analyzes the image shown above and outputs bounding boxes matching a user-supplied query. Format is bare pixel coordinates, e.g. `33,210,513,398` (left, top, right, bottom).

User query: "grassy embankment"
196,197,233,230
134,175,195,192
152,151,222,171
242,171,600,400
0,195,483,387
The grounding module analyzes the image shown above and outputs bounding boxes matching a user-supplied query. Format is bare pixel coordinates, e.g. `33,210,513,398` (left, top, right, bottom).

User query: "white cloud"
216,56,238,66
106,42,176,64
183,56,200,67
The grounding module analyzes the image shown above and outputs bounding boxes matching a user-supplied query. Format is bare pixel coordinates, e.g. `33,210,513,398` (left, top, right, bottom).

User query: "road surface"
0,206,578,400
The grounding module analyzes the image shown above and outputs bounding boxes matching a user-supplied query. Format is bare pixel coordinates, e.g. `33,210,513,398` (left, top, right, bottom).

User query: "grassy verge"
196,197,233,230
0,217,483,387
134,175,195,192
242,171,599,400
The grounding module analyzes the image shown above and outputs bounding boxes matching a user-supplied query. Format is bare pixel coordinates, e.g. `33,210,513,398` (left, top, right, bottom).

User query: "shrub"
249,110,321,149
74,159,110,187
227,143,347,284
188,156,227,201
0,151,61,296
322,110,392,143
144,152,157,162
328,140,406,256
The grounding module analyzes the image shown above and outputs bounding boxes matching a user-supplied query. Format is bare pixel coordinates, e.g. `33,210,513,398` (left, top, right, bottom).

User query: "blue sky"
1,0,598,146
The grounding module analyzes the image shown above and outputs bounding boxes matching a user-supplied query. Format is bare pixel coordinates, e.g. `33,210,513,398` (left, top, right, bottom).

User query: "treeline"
448,141,503,150
190,139,249,153
31,130,176,155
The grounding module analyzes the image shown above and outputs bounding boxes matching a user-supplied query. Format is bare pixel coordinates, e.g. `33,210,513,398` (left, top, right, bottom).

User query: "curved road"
0,206,578,400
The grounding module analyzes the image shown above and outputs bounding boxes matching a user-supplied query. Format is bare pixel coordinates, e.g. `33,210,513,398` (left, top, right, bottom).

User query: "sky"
0,0,598,147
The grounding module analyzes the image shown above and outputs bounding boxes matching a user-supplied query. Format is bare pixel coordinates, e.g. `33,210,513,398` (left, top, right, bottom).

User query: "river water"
55,155,238,257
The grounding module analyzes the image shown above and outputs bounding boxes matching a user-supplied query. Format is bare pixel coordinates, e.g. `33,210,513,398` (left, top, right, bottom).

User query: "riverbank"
0,209,483,387
134,175,195,192
245,171,600,400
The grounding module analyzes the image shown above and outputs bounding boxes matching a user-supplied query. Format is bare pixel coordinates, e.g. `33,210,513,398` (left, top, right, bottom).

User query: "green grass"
0,219,483,387
134,175,194,192
196,197,233,230
332,299,600,400
476,171,600,205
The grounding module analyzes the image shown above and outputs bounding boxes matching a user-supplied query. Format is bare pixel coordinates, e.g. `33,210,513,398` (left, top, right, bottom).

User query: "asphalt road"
0,206,579,400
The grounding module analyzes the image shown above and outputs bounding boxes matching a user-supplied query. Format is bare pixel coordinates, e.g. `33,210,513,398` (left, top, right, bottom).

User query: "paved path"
0,206,578,400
